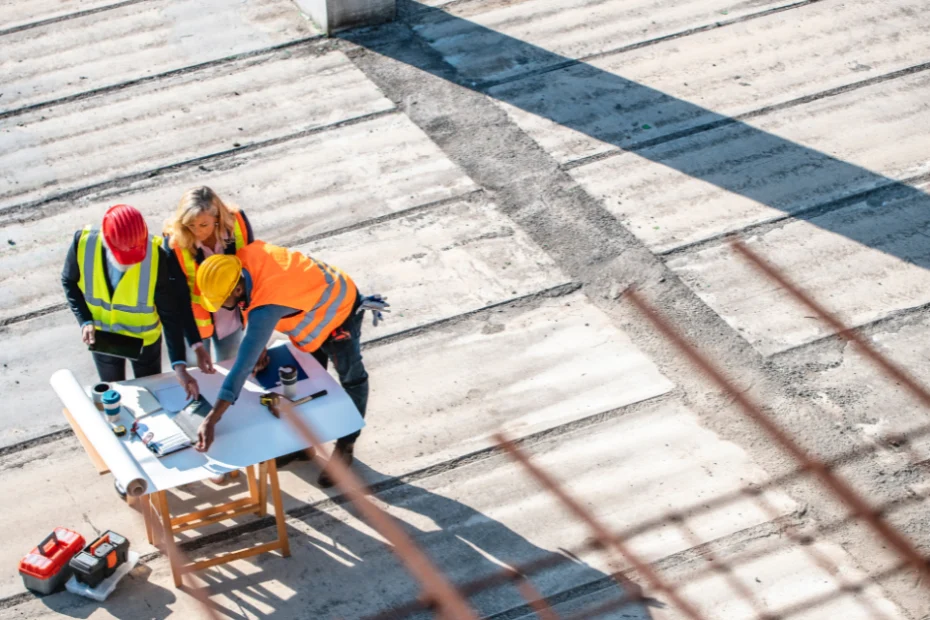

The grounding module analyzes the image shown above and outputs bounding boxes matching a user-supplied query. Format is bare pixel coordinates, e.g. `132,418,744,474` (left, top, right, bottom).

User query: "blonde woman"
165,187,254,367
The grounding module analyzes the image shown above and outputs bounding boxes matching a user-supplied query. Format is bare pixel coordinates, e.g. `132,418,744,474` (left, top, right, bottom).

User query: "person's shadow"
188,458,661,618
30,459,660,618
345,459,662,619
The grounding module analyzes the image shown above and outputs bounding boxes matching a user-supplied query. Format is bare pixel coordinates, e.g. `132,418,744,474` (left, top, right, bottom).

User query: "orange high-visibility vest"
175,211,248,339
239,241,357,353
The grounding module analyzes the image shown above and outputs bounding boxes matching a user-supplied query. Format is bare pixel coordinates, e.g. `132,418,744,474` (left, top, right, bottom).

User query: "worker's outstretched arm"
195,303,298,451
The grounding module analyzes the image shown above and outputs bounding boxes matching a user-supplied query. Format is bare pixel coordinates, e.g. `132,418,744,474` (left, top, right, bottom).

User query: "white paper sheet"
54,341,365,493
111,384,161,418
50,370,150,497
151,384,192,414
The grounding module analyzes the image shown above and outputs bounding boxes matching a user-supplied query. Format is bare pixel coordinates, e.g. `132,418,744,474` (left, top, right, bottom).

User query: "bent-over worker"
61,204,202,397
192,241,388,487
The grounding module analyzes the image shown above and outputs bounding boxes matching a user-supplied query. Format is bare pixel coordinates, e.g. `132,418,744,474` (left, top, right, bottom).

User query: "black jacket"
164,210,255,339
61,230,200,364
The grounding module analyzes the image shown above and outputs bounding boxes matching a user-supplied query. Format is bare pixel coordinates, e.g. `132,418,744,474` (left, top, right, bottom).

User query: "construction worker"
61,204,202,396
163,186,254,368
192,241,388,487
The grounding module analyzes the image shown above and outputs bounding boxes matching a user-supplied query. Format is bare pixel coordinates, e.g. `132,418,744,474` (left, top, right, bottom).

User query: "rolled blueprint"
50,369,148,497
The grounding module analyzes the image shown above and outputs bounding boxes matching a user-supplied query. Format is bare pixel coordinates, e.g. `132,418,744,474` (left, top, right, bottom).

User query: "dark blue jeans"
313,295,368,446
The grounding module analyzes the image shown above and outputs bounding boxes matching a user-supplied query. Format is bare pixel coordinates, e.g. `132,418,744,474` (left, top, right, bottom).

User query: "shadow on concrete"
342,0,930,266
28,457,655,617
144,460,656,618
36,563,176,620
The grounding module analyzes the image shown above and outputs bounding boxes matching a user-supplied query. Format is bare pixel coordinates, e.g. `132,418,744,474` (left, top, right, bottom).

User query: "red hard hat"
102,204,148,265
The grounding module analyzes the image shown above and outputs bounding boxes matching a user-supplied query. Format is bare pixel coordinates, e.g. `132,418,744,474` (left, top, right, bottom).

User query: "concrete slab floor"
772,310,930,467
0,0,317,113
656,541,907,619
569,69,930,254
1,0,128,33
0,48,394,211
667,179,930,356
489,0,930,165
509,541,908,619
411,0,802,85
3,0,930,616
0,112,477,324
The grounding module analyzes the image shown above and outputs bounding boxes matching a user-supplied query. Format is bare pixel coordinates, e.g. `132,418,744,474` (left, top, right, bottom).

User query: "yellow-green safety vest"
76,226,162,346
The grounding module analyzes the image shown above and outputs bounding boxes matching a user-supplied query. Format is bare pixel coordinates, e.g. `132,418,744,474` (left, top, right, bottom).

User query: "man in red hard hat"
61,204,204,396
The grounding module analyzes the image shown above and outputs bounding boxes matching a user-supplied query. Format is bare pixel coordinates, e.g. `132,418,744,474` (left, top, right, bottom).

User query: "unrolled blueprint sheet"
52,341,364,493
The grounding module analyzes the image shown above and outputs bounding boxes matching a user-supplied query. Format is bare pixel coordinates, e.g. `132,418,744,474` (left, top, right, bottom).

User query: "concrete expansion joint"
0,108,399,223
0,428,74,460
480,514,806,620
473,0,827,93
285,188,487,247
363,281,582,349
0,35,332,121
768,299,930,363
657,171,930,261
564,59,930,173
0,0,149,38
0,302,68,329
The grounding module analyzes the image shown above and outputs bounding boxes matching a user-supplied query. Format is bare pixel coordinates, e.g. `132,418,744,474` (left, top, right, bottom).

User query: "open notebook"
131,396,211,457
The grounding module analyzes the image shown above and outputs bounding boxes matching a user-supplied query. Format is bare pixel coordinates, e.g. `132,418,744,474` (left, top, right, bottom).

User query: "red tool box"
19,528,86,594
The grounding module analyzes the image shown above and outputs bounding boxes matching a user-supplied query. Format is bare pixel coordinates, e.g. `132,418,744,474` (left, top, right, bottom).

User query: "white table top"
105,340,364,493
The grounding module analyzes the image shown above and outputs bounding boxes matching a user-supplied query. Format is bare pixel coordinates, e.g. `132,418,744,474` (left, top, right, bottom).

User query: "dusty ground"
2,0,930,618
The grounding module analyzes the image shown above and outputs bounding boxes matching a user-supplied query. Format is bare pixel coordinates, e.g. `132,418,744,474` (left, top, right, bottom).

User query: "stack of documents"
132,413,191,456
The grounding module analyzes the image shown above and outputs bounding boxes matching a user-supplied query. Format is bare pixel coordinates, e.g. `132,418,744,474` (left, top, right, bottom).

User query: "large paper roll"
50,369,148,497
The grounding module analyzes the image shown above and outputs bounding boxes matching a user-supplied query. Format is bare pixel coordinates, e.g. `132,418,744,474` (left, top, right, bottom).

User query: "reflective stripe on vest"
281,260,351,349
175,211,249,339
77,227,161,345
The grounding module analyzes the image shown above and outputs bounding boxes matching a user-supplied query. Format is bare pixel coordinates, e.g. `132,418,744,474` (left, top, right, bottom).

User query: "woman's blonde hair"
165,186,239,251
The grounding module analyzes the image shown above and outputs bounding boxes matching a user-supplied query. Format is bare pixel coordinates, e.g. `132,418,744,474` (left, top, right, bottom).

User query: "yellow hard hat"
197,255,243,312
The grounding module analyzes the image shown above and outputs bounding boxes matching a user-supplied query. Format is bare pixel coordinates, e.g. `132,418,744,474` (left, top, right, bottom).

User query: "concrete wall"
296,0,394,35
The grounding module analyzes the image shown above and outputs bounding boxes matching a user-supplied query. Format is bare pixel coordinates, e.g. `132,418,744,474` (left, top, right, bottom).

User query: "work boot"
317,442,354,488
276,447,315,469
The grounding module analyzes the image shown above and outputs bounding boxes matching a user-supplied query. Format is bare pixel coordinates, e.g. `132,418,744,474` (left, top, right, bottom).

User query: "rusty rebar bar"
625,288,930,586
128,497,222,620
733,239,930,411
276,401,479,620
494,432,708,620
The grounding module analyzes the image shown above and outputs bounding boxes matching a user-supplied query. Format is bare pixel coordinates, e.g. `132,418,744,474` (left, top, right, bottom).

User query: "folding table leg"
156,491,182,587
266,459,290,558
257,462,268,517
141,495,155,545
246,464,260,514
